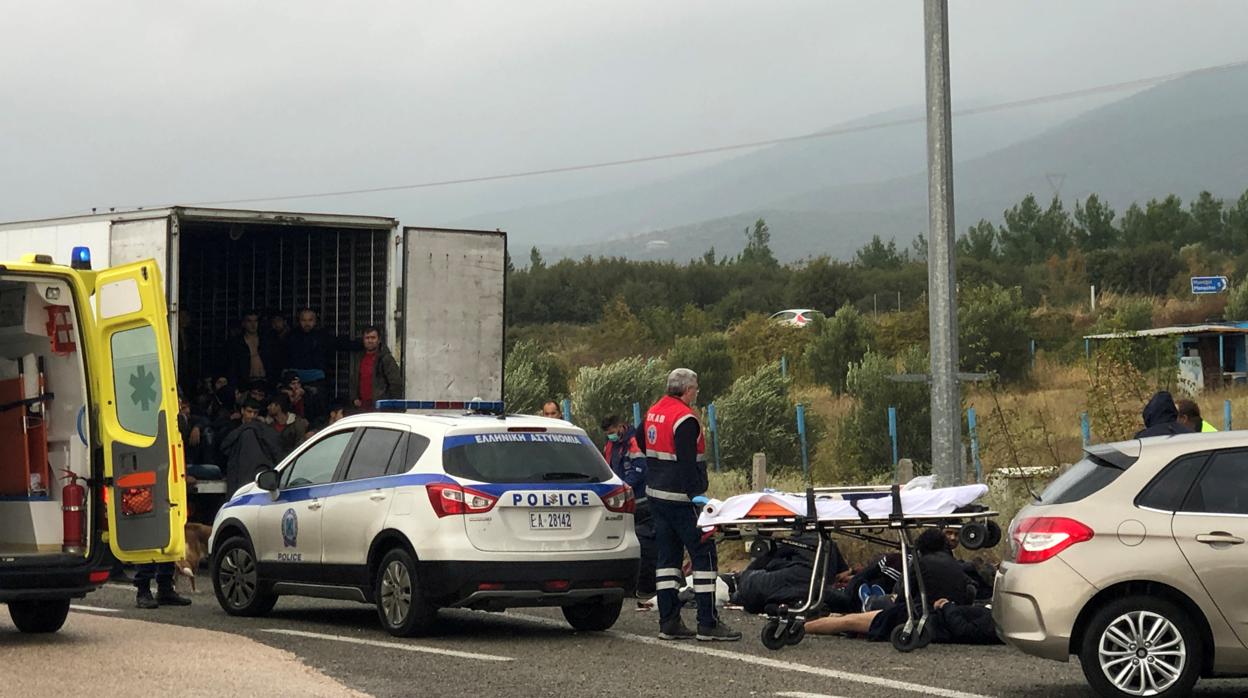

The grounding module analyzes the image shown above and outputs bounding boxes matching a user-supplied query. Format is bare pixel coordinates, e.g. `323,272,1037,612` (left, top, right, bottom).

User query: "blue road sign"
1191,276,1229,294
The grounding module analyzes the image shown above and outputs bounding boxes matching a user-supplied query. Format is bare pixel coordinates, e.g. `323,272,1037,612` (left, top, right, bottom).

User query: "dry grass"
968,357,1088,474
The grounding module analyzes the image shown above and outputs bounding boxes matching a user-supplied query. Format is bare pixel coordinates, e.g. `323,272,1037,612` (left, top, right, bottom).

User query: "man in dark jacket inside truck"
350,326,402,410
226,310,285,388
286,308,361,419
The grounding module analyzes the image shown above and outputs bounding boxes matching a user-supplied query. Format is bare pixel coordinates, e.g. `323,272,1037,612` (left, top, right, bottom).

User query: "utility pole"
924,0,963,486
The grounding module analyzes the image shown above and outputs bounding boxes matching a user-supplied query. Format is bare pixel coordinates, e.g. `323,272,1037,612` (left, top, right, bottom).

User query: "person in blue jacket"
601,415,655,598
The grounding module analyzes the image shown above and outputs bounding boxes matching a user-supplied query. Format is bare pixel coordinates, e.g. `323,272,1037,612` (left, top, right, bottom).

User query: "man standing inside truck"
285,308,361,420
227,310,284,388
351,326,402,410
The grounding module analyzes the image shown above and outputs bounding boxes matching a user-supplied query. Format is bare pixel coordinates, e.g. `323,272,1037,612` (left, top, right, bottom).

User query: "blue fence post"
1081,412,1091,447
1085,338,1091,359
1226,399,1233,431
561,398,572,422
707,403,721,472
888,406,899,478
1030,339,1037,371
967,407,982,484
796,403,810,479
781,355,788,380
632,402,642,429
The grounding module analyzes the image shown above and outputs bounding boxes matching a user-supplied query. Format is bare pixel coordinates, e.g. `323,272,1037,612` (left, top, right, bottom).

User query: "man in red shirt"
351,326,401,410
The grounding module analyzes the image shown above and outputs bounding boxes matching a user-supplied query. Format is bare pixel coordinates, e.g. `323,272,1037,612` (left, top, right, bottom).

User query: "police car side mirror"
256,468,280,493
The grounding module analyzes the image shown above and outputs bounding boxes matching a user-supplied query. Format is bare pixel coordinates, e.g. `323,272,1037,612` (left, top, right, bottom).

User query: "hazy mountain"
453,96,1105,251
543,64,1248,263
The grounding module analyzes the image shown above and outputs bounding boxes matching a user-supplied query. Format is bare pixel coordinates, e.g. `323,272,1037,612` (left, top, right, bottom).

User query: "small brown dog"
175,523,213,592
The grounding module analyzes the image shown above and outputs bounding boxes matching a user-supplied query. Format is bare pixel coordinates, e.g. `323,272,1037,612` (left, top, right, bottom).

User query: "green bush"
503,340,567,414
570,356,666,440
715,362,822,472
958,284,1031,383
805,304,874,393
727,313,814,379
667,333,733,404
1227,277,1248,321
836,348,932,478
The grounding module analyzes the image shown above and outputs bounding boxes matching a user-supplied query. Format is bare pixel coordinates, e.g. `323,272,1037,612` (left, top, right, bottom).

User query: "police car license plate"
529,511,573,530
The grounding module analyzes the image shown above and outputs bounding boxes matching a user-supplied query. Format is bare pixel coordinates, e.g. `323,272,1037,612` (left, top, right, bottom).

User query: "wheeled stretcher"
698,481,1000,652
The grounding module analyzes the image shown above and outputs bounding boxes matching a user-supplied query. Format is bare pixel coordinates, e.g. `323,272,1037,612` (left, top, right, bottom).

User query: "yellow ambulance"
0,249,185,633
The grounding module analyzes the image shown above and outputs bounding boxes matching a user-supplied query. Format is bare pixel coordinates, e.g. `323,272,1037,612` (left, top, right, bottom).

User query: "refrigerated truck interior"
0,208,506,404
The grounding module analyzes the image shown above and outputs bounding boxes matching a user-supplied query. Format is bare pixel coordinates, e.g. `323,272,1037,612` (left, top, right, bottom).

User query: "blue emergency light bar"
70,246,92,270
376,399,506,415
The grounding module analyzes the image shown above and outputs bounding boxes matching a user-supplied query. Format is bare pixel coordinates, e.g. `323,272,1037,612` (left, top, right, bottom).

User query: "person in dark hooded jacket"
221,399,282,496
1135,391,1194,439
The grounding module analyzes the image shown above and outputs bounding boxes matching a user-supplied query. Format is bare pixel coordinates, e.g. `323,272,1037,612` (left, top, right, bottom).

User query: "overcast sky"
2,1,1246,226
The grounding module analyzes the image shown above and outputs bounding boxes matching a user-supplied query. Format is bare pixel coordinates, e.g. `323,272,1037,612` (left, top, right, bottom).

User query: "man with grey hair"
642,368,740,642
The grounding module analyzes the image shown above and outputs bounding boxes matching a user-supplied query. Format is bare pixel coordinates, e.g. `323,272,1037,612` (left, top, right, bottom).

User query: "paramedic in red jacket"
643,368,740,642
601,415,655,597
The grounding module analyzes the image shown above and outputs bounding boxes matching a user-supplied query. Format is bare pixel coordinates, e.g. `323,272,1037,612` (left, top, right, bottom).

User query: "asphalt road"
38,577,1248,698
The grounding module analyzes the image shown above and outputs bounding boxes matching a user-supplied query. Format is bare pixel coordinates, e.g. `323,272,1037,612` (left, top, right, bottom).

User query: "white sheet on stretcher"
697,484,989,527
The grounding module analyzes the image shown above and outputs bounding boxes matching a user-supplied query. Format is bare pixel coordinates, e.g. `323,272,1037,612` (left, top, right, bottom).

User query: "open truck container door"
92,260,186,562
400,228,506,402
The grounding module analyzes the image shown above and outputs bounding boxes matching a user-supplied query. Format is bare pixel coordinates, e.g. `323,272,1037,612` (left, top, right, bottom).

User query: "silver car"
994,434,1248,697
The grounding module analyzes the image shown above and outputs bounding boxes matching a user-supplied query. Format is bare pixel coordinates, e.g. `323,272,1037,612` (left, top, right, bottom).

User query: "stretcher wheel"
760,619,787,650
959,522,989,550
890,623,932,652
749,538,774,559
984,520,1002,548
784,621,805,646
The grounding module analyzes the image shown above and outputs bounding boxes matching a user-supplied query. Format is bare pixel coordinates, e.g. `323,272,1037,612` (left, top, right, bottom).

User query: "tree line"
506,188,1248,327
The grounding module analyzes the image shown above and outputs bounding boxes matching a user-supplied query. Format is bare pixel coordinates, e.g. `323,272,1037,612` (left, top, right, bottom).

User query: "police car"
208,400,640,636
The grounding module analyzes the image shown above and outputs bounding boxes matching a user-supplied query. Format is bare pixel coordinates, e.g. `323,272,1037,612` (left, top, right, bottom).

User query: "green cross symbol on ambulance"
128,365,158,411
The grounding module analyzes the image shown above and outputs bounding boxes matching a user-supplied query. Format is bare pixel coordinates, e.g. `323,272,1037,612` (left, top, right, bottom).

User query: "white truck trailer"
0,207,506,402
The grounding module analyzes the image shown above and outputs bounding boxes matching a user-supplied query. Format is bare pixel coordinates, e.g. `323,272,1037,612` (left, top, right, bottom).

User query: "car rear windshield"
1038,454,1129,505
441,432,612,484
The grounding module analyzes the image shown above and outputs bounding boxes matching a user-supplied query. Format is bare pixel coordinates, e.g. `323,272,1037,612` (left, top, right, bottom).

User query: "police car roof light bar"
376,399,506,415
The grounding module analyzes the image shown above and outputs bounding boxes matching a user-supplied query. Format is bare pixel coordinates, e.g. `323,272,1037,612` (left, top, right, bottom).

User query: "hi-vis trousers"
651,498,718,628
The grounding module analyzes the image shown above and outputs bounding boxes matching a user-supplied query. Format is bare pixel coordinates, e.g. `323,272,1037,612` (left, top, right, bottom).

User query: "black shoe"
697,621,742,642
658,617,696,640
156,589,192,607
136,590,158,609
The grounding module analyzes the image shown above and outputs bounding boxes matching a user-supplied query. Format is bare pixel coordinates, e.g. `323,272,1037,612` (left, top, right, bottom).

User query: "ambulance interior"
0,275,91,559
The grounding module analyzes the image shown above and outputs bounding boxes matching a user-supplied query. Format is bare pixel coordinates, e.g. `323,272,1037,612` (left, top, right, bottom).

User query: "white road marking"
507,613,992,698
777,693,848,698
260,628,514,662
69,604,120,613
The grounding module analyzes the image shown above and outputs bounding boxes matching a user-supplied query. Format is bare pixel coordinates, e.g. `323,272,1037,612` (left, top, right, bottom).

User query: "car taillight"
427,483,497,517
1010,516,1094,564
601,485,635,514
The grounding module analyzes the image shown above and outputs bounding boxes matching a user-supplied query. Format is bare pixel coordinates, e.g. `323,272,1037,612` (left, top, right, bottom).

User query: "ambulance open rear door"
92,260,186,562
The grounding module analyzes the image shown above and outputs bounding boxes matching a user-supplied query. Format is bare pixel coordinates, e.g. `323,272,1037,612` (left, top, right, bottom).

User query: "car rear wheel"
561,598,623,631
375,547,437,637
1079,596,1201,697
8,598,70,633
211,536,278,617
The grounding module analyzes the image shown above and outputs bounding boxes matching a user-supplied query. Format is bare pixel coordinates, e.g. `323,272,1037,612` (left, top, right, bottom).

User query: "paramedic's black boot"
135,588,158,610
156,587,192,607
658,616,696,640
697,620,742,642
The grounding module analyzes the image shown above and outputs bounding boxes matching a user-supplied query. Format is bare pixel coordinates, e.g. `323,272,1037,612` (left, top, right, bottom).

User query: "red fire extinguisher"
61,469,86,554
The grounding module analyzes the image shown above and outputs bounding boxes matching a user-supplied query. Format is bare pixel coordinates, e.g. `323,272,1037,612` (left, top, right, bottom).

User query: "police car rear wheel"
561,598,623,632
8,598,70,633
212,537,277,617
376,548,436,637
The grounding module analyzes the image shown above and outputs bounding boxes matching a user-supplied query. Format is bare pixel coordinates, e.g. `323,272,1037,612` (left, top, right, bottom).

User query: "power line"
136,58,1248,210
